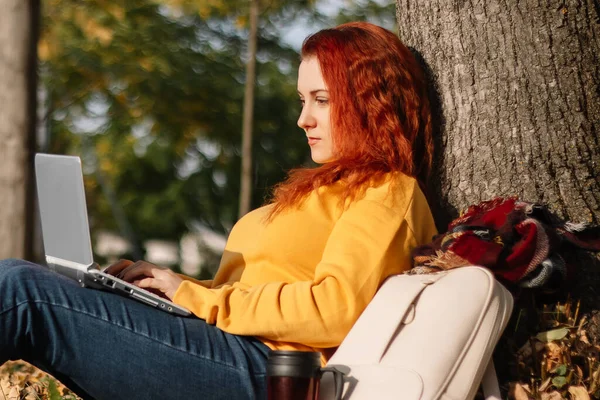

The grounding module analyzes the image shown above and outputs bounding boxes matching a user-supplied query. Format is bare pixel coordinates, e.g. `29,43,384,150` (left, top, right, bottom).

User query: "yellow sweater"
173,173,437,363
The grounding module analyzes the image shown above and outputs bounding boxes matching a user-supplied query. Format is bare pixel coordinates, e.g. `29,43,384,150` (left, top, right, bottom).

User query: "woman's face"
297,57,334,164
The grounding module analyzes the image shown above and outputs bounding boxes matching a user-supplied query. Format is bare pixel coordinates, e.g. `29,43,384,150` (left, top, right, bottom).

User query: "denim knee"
0,259,39,292
0,258,30,268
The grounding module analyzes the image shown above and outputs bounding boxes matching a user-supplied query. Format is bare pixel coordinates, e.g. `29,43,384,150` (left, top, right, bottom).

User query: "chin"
310,149,334,164
311,155,332,164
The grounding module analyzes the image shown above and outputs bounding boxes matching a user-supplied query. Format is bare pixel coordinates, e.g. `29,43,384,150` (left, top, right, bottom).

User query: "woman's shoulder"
309,172,424,218
327,172,422,218
360,173,436,238
362,172,419,204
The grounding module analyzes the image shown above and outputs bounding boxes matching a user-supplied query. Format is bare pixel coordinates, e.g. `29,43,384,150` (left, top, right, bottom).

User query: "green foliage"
44,376,62,400
333,0,396,31
39,0,392,270
1,361,81,400
40,0,312,258
508,298,600,398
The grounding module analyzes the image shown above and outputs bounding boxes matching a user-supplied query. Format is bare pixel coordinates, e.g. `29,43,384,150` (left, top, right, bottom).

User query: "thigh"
0,259,269,400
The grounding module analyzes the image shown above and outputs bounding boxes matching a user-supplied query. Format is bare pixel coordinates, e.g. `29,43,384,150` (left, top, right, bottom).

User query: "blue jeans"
0,259,270,400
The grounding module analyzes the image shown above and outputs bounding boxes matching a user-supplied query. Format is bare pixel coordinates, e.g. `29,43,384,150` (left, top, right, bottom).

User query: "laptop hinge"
45,255,91,271
46,256,97,287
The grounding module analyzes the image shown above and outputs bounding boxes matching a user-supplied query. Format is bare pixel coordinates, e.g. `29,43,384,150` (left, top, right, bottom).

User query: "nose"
297,104,316,130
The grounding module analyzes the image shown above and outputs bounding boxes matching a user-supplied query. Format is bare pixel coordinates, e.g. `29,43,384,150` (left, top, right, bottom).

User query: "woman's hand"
104,259,183,300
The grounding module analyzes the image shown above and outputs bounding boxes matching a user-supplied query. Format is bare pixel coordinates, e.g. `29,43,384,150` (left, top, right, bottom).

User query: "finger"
104,259,133,275
135,273,181,300
120,261,160,283
134,277,157,289
134,278,169,299
104,259,134,276
115,264,138,281
117,261,148,281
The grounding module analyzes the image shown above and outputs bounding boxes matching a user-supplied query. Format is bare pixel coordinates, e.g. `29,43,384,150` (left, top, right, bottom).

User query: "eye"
316,97,329,105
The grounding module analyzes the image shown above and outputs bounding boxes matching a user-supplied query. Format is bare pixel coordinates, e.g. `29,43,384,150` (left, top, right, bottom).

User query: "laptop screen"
35,154,94,266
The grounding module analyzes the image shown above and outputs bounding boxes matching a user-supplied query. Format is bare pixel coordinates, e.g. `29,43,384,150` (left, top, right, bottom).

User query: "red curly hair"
269,22,433,216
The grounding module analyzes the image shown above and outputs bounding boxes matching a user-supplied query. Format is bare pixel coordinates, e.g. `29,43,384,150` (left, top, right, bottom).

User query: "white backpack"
319,266,514,400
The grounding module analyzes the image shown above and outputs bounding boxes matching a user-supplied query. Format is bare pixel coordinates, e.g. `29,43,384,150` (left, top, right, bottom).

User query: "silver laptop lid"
35,153,94,267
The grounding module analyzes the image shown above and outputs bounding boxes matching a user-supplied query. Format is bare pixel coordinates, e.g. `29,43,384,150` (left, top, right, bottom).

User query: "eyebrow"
297,89,329,96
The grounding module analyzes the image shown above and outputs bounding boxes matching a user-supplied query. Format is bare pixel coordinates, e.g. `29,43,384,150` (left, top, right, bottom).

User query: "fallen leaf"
518,340,545,360
541,391,565,400
553,364,568,376
0,377,12,398
6,385,19,400
1,360,82,399
568,386,591,400
539,377,552,392
552,375,567,388
575,365,584,380
510,383,532,400
546,342,563,359
579,329,591,345
537,328,570,342
24,393,38,400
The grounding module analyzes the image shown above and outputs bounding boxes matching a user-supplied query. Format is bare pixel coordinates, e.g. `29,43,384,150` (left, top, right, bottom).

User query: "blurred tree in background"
37,0,395,274
0,0,39,260
39,0,310,265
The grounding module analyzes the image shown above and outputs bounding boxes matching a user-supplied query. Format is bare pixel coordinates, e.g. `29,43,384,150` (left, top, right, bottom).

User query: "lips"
307,137,321,146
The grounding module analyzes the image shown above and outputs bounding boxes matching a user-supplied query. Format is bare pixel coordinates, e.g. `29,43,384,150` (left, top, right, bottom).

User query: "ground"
0,361,80,400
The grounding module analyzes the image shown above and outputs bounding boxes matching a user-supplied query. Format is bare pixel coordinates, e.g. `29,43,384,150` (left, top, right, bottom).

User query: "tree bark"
396,0,599,229
0,0,38,260
238,0,259,218
396,0,600,390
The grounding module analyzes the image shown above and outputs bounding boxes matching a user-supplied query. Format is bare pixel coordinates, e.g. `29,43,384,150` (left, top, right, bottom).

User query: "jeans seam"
2,299,253,373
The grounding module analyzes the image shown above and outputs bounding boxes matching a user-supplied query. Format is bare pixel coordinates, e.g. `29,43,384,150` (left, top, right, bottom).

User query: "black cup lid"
267,351,321,378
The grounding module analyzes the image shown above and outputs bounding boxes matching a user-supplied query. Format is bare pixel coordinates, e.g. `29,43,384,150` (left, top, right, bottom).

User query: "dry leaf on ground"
0,377,19,400
537,328,570,342
540,391,565,400
510,382,533,400
0,360,80,400
539,377,552,392
546,342,563,360
568,386,591,400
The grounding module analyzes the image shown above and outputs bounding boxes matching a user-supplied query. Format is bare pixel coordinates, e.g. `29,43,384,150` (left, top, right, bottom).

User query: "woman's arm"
177,274,213,288
174,183,433,348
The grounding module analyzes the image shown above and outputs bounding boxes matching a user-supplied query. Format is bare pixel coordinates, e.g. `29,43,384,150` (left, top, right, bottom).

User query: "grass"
0,361,80,400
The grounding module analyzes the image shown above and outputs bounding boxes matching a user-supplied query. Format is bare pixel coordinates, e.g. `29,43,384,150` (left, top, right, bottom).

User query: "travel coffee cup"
266,350,344,400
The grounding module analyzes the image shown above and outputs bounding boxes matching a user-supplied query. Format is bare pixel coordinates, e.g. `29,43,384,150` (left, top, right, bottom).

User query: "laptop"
35,153,191,317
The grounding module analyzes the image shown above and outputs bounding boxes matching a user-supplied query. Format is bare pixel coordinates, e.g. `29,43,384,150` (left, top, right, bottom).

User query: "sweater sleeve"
176,274,213,288
172,184,418,348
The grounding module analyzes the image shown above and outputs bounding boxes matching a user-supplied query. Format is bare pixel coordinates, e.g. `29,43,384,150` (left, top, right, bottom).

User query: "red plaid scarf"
410,197,600,288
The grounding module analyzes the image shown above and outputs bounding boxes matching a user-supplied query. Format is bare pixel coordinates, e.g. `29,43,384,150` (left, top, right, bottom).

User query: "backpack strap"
481,360,501,400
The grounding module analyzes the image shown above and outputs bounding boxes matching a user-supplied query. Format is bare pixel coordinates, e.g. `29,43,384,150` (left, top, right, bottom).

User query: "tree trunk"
396,0,600,294
396,0,599,228
0,0,39,260
396,0,600,391
238,0,259,218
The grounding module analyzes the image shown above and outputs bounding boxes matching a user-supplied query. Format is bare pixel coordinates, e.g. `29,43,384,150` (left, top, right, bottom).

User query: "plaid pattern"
410,197,600,288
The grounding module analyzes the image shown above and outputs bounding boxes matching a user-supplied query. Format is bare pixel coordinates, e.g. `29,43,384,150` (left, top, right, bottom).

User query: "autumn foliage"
0,361,80,400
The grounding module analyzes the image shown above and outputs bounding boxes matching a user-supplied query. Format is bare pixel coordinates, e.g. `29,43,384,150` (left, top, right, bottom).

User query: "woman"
0,22,437,399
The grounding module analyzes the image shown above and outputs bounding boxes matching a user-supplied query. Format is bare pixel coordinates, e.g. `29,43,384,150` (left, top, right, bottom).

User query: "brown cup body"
267,376,319,400
266,351,322,400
